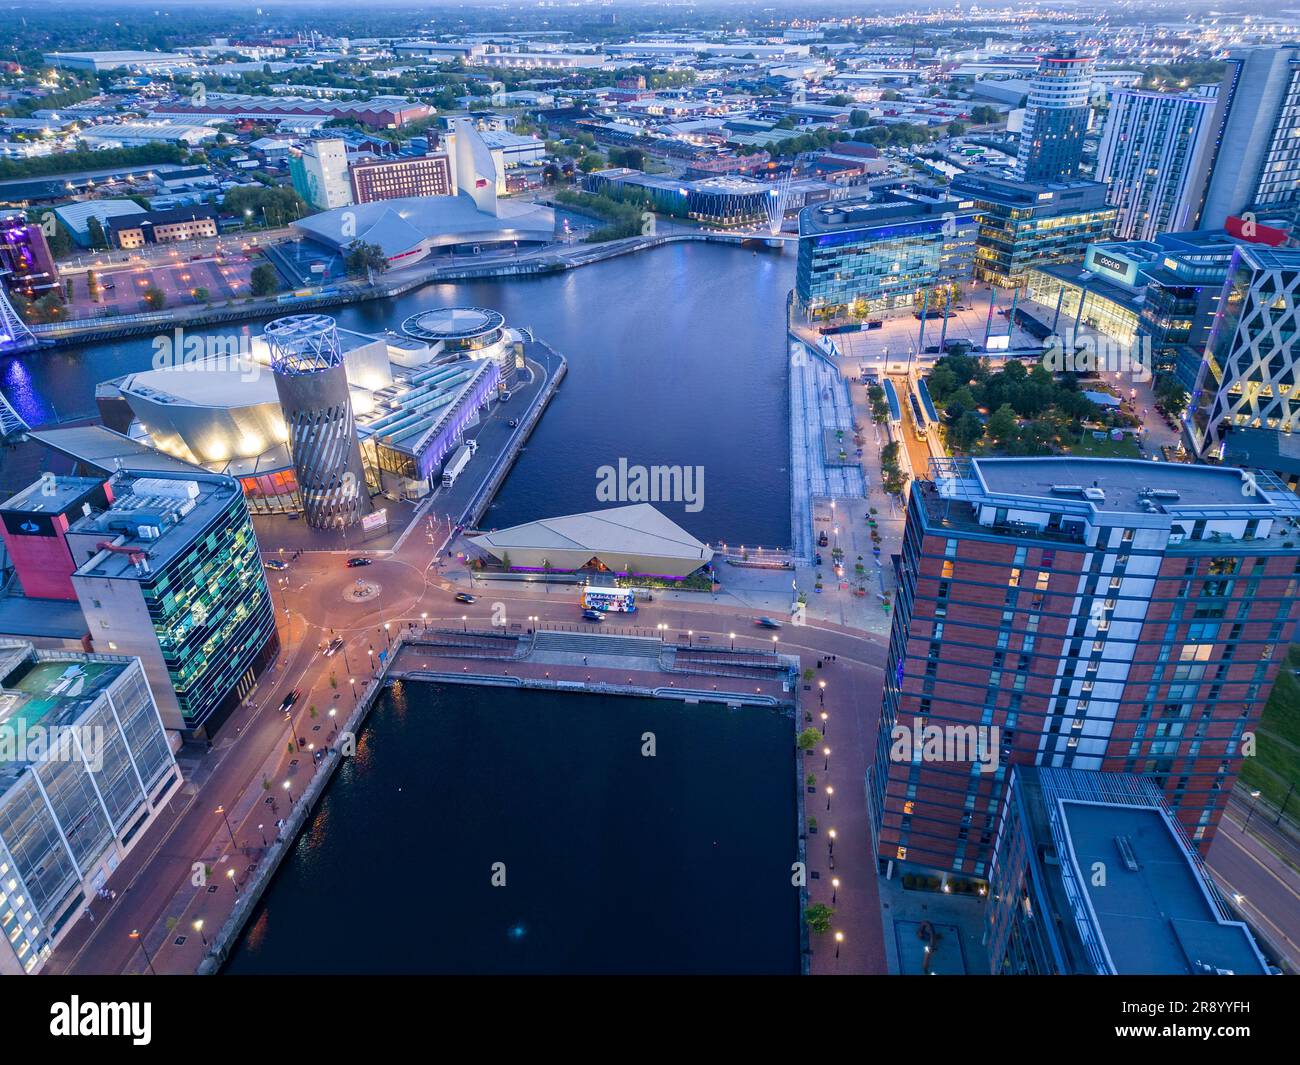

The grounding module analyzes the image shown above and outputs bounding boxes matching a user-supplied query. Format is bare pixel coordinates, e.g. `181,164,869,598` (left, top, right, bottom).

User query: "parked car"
455,593,477,604
346,557,372,568
278,688,301,714
264,559,288,571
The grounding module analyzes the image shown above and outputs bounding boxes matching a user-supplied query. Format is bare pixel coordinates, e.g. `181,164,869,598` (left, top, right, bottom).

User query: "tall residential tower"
870,457,1300,881
1014,47,1095,184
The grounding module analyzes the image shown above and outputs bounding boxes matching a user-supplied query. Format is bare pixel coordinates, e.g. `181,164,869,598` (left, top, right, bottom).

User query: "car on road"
756,617,783,629
278,688,302,713
581,608,606,622
264,559,288,571
346,557,372,568
322,637,344,658
455,593,477,604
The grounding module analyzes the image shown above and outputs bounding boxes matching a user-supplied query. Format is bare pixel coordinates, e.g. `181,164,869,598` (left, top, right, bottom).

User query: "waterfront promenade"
44,526,891,974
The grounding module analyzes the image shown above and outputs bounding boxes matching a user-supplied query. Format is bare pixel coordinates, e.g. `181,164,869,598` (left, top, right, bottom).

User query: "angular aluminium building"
1095,87,1220,242
870,457,1300,883
264,314,372,530
0,640,182,974
1014,47,1095,184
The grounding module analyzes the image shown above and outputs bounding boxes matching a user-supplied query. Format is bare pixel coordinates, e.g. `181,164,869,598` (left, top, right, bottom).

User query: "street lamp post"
258,823,267,847
1244,789,1263,832
834,931,844,959
193,918,207,946
831,877,839,905
823,746,831,771
226,867,238,896
283,780,293,806
826,785,834,811
215,804,238,851
828,828,837,856
128,928,157,975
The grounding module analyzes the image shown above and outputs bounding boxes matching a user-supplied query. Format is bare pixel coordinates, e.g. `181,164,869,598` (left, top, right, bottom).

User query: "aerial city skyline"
0,0,1294,1026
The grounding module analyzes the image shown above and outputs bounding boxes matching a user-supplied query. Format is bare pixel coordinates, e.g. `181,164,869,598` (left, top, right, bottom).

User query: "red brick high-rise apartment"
869,456,1300,881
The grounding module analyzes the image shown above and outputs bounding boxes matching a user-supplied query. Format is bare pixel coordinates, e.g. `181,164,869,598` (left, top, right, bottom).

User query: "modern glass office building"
0,641,181,974
69,471,279,738
795,189,977,320
950,171,1117,288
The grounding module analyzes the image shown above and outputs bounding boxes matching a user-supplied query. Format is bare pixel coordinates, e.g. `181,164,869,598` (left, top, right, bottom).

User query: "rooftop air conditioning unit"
1083,488,1105,502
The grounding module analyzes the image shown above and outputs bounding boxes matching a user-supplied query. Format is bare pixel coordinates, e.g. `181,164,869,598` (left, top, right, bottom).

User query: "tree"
804,903,834,935
344,240,389,282
797,727,822,752
45,219,74,258
85,215,107,251
141,285,166,311
949,411,985,452
191,286,210,304
250,263,279,297
986,403,1018,445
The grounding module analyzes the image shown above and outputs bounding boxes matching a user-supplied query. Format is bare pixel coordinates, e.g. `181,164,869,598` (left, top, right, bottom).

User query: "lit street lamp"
834,931,844,959
823,746,831,770
193,918,207,946
283,780,293,805
828,828,837,856
214,804,238,850
1244,789,1263,831
831,877,840,904
826,785,834,811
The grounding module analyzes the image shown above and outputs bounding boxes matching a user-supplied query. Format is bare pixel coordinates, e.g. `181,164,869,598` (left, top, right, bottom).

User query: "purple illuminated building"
0,215,60,300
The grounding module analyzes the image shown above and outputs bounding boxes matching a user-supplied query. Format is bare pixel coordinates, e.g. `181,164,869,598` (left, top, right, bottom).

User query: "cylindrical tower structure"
264,314,372,529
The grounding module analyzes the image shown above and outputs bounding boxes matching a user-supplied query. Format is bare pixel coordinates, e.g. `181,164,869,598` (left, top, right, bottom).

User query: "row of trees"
0,142,185,183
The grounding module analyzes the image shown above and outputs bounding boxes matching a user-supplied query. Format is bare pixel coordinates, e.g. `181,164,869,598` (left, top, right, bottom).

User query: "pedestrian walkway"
789,341,866,562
